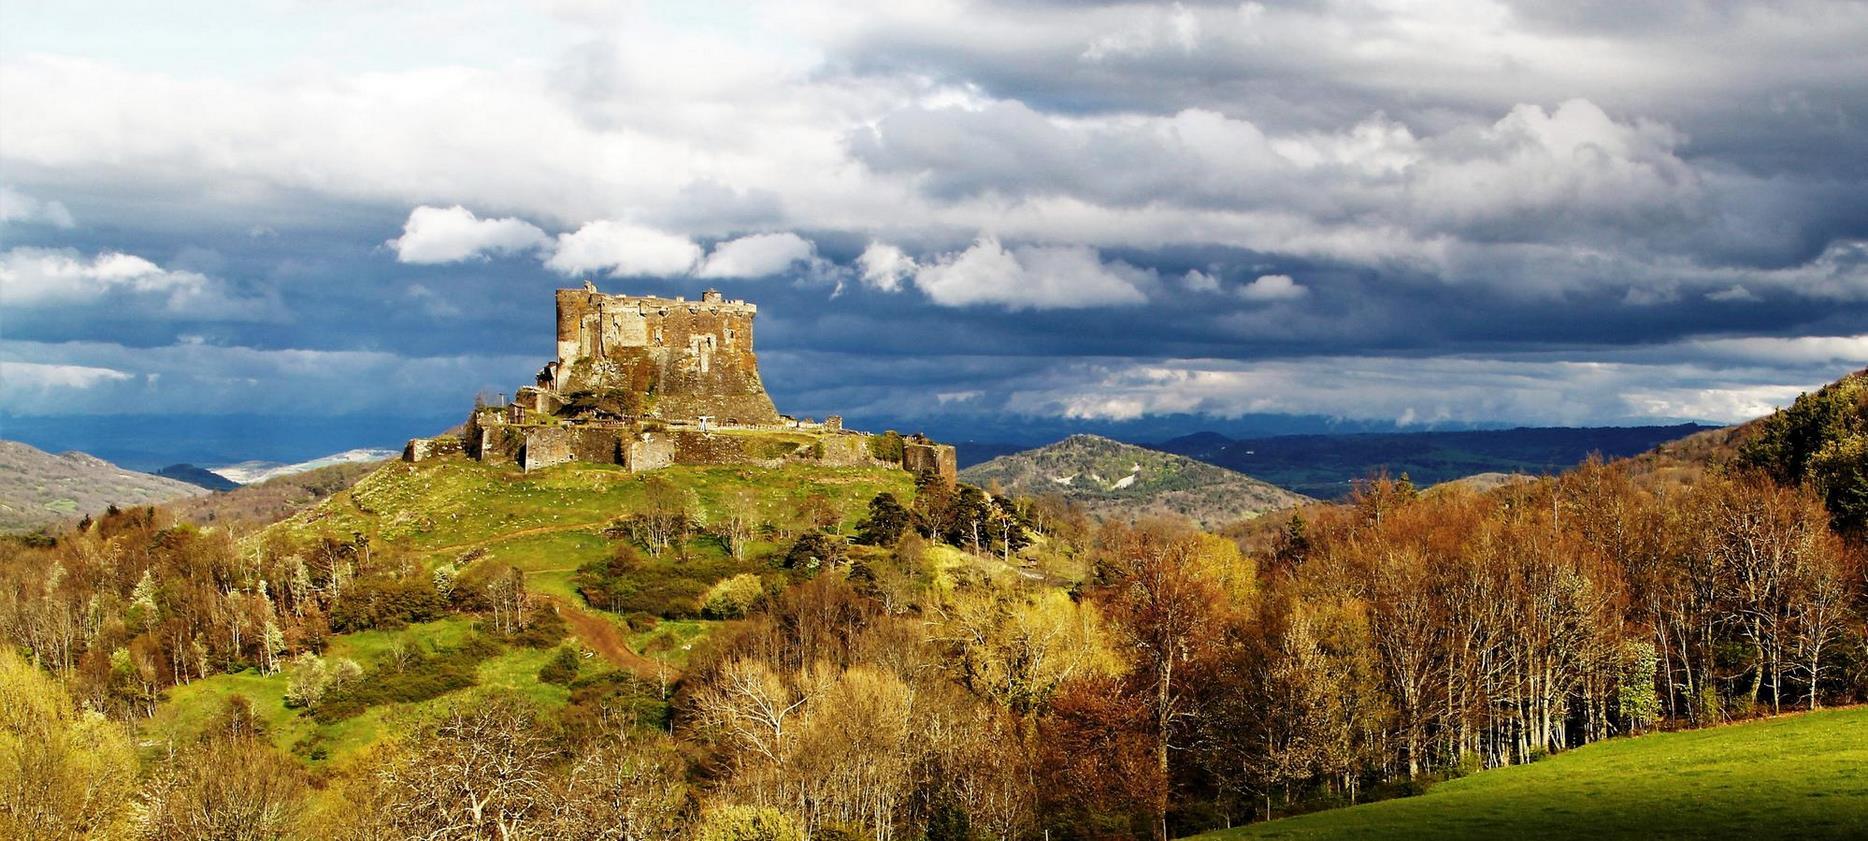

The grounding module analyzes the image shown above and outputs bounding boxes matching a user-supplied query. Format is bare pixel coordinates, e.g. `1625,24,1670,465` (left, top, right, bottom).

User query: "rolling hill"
1189,706,1868,840
960,434,1309,527
0,440,207,532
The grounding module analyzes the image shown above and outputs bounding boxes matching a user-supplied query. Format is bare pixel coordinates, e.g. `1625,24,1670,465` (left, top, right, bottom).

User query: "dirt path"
545,594,670,680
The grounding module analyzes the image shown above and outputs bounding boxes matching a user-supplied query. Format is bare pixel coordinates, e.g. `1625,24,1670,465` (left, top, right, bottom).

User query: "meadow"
1193,706,1868,841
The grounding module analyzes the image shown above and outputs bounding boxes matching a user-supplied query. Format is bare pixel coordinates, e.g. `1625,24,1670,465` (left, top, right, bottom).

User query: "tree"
1090,522,1229,840
545,731,690,841
856,493,911,547
0,650,137,840
723,489,761,562
487,565,530,636
632,477,695,557
138,731,308,841
362,692,559,839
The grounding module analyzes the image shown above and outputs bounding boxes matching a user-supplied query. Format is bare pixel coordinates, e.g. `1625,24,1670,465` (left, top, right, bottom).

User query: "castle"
404,284,956,486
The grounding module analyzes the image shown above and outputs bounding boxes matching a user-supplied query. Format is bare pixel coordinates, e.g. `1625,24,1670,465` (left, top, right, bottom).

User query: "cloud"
1238,274,1306,302
912,237,1150,310
0,360,133,390
997,354,1837,427
389,205,548,264
1,247,200,306
857,241,915,292
544,220,703,277
0,186,75,228
696,232,814,278
1181,269,1220,293
0,338,535,416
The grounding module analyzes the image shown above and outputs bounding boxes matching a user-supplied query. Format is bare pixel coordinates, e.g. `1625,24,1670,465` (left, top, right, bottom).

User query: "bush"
783,531,846,571
560,671,669,740
577,543,758,619
329,574,446,632
538,645,581,686
696,806,803,841
867,430,905,463
312,634,500,723
700,574,765,619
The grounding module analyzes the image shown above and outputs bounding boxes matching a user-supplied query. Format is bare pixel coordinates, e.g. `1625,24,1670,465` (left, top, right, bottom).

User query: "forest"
2,372,1865,841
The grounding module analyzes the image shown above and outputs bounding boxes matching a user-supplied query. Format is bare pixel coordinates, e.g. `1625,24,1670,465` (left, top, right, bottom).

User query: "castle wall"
403,435,463,463
903,441,958,487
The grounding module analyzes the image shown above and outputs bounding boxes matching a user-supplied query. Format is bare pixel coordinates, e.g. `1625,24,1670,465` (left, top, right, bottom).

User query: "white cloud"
0,360,133,390
912,237,1149,310
1,247,203,305
0,247,278,320
696,232,814,278
0,186,75,228
389,205,547,264
1238,274,1306,301
544,220,703,277
857,241,915,292
1182,269,1221,293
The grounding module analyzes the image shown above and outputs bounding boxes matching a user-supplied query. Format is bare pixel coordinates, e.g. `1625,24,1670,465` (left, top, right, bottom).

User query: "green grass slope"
1191,707,1868,841
141,456,917,766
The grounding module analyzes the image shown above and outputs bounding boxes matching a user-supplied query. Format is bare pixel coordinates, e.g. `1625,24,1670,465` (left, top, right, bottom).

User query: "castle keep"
542,287,781,426
405,285,956,486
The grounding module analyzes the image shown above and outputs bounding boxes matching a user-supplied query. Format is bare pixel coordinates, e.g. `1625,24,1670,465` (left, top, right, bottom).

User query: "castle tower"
549,287,781,425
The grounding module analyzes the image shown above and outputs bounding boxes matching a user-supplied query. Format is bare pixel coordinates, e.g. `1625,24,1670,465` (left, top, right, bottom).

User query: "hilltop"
0,440,206,532
961,433,1309,527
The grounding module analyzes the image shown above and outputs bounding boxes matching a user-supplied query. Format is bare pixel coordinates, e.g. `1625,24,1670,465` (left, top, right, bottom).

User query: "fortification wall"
523,427,627,471
403,435,464,463
903,440,958,487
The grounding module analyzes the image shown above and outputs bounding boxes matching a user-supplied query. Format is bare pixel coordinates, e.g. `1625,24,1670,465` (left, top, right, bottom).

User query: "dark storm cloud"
2,1,1866,462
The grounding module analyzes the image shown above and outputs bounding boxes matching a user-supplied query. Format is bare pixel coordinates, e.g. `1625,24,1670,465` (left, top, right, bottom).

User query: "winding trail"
544,594,670,680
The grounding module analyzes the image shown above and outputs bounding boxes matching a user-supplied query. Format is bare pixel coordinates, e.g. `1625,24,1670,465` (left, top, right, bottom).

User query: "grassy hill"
1190,707,1868,841
0,440,206,532
141,455,918,766
960,434,1308,527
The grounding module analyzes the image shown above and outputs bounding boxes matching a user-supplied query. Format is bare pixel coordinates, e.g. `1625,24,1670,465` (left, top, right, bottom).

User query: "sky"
3,0,1867,467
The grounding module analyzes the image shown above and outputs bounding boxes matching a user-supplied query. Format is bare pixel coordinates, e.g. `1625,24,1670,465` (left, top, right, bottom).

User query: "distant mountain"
960,434,1310,527
0,440,207,532
1155,424,1715,499
209,448,398,485
165,460,382,533
154,463,240,491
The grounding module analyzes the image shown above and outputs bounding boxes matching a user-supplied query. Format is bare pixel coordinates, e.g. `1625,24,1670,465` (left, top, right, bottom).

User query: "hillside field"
1191,706,1868,841
140,456,920,766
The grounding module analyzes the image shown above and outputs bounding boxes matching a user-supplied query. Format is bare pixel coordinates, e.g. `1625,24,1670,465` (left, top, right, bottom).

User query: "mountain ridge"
959,433,1309,527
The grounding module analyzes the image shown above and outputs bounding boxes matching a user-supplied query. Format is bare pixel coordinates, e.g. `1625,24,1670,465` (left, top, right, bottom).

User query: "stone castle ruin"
405,284,956,486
